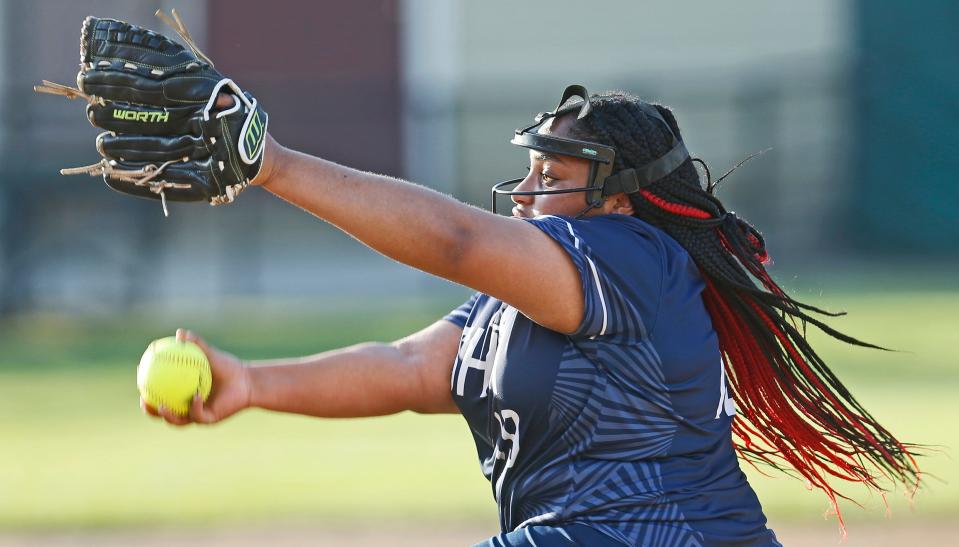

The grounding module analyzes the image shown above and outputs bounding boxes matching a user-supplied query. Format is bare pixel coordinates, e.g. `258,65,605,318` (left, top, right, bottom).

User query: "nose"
511,171,537,206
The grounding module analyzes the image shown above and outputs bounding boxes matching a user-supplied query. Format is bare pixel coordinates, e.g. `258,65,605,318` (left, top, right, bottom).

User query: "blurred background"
1,0,956,545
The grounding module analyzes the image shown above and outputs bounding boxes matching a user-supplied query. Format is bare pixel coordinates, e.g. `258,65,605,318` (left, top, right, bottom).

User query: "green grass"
1,290,956,531
0,367,494,530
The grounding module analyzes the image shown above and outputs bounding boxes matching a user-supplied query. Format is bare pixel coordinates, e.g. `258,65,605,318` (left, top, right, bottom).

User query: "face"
510,114,633,219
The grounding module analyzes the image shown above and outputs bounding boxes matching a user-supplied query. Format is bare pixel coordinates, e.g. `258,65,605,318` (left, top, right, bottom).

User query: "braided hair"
568,91,920,526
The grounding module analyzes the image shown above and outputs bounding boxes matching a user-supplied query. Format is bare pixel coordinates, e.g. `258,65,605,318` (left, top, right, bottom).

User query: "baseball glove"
35,10,268,215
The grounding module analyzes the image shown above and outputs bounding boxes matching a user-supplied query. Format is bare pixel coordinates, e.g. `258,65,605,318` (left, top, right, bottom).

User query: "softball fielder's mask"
492,85,691,217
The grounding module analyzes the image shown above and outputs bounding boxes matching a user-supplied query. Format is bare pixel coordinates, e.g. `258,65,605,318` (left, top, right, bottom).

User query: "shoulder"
579,213,674,248
530,213,672,244
580,215,697,276
528,213,682,269
525,214,689,338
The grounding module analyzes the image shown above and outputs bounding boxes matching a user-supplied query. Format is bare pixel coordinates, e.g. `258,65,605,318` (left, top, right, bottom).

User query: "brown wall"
206,0,402,175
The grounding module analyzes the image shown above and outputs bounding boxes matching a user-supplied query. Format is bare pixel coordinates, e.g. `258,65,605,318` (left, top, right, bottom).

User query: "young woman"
144,86,919,547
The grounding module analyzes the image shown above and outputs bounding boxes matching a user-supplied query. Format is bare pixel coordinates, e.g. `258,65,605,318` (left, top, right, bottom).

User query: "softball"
137,337,212,416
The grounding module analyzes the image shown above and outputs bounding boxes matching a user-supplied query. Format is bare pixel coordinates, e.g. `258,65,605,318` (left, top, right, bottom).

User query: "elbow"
390,338,430,413
390,337,455,415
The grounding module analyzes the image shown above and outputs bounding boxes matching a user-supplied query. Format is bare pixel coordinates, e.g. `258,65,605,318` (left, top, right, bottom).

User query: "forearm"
260,138,491,281
247,342,434,418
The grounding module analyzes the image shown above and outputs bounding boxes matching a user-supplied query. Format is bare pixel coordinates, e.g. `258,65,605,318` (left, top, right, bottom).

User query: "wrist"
252,133,284,188
242,360,258,409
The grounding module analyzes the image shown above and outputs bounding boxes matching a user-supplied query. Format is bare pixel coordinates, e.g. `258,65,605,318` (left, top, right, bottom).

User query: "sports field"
2,285,956,545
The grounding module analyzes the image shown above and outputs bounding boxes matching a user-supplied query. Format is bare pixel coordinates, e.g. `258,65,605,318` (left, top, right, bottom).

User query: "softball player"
147,86,919,546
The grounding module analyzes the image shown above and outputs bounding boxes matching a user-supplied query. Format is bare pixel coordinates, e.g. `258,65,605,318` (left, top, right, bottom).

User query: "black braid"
567,91,921,517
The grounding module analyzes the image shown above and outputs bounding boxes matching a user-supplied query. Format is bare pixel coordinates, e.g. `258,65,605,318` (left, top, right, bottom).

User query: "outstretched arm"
148,320,463,425
255,135,584,334
248,319,462,417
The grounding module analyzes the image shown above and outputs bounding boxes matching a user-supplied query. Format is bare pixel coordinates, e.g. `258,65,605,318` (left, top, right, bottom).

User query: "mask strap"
573,201,599,220
552,85,591,119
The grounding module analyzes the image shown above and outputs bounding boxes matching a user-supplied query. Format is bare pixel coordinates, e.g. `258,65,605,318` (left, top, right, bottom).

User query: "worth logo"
113,109,169,123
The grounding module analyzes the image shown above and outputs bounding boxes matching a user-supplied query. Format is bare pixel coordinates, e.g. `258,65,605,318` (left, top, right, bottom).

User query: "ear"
603,192,635,216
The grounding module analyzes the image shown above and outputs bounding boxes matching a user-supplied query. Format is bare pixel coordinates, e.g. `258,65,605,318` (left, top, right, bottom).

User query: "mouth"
511,207,530,218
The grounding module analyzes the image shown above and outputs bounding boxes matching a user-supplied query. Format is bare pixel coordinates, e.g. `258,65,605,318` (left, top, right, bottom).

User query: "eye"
541,171,555,185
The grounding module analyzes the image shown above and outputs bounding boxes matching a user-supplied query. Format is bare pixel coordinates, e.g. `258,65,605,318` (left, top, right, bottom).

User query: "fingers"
190,392,216,424
177,328,214,356
140,398,160,417
157,404,192,426
141,397,213,426
214,93,235,110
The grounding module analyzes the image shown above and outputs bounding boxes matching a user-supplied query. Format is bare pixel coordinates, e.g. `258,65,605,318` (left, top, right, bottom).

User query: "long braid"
569,92,921,526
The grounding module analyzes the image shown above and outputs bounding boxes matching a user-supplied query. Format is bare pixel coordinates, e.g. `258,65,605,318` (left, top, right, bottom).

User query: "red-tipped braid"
638,188,921,534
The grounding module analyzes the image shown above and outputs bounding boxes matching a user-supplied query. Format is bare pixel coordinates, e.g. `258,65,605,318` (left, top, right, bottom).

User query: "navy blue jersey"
445,214,780,547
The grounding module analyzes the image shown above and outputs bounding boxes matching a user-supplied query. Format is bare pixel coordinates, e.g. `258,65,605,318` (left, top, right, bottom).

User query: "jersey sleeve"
526,215,663,340
443,292,480,329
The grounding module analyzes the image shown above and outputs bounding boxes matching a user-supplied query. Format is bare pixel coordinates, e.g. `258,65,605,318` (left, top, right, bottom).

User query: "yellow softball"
137,337,212,416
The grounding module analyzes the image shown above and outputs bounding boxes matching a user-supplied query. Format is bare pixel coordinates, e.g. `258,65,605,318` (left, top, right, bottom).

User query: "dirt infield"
0,521,952,547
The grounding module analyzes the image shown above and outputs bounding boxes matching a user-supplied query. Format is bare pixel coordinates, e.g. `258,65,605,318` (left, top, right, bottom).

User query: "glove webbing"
153,9,214,68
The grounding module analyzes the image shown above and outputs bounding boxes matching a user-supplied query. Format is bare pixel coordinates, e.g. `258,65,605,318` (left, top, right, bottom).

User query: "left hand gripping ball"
137,337,212,416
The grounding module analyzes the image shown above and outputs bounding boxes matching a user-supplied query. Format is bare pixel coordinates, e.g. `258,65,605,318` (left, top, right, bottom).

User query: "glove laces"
154,9,215,68
61,158,190,217
33,80,104,106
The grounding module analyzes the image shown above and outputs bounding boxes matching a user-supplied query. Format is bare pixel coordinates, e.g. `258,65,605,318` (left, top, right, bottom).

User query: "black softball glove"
35,10,268,215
